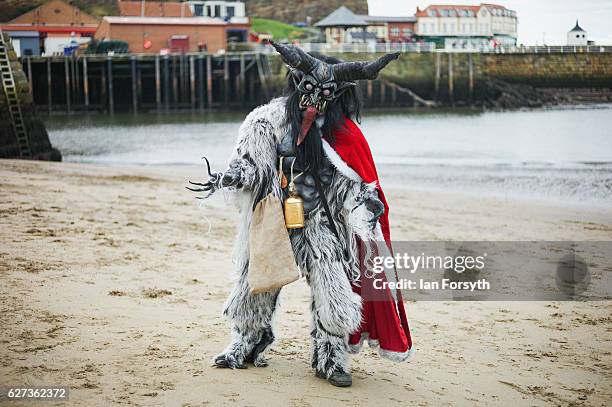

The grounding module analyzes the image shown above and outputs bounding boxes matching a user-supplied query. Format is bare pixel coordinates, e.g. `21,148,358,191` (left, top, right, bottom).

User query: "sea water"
46,105,612,206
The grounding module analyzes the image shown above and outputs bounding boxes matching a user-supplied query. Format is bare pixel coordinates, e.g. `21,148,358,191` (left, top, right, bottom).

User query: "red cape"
328,117,413,359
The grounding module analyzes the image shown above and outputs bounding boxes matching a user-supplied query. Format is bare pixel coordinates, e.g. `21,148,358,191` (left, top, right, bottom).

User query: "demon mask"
270,41,400,144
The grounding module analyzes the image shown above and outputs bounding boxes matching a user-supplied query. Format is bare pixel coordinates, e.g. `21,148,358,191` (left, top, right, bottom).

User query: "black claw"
186,186,206,192
202,156,214,177
214,356,230,368
188,180,208,187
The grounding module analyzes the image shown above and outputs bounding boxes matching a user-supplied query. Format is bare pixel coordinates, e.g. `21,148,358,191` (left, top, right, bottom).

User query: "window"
391,28,400,36
206,5,211,16
193,4,204,16
402,28,412,35
214,5,221,17
576,34,580,38
443,23,447,33
227,6,235,18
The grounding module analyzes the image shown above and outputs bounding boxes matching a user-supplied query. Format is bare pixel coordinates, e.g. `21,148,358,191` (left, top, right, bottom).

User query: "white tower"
567,20,587,46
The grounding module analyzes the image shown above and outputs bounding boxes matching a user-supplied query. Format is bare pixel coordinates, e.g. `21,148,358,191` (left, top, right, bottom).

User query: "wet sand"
0,159,611,406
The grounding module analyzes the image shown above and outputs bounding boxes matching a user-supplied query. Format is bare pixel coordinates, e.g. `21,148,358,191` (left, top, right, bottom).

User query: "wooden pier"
24,52,275,114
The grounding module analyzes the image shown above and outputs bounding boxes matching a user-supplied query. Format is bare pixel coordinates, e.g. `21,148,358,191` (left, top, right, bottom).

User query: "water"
45,106,612,206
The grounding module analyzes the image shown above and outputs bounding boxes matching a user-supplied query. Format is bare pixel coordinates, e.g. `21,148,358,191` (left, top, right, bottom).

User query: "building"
94,16,249,53
316,6,416,44
415,3,517,50
315,6,369,44
347,30,377,46
118,0,193,17
567,20,587,46
0,0,98,56
187,1,247,23
354,15,416,42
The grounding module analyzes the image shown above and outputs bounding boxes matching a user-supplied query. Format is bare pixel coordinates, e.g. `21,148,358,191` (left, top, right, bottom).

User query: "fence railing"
294,42,612,54
297,42,436,53
491,45,612,54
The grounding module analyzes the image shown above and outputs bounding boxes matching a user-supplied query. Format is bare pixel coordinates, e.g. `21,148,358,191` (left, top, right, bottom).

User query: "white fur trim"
321,139,362,182
348,332,415,362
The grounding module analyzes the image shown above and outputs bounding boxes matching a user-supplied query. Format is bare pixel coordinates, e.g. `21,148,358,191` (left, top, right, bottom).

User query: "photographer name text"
374,278,491,292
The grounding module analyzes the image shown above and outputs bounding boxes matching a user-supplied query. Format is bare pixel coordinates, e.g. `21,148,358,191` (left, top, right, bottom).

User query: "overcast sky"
368,0,612,45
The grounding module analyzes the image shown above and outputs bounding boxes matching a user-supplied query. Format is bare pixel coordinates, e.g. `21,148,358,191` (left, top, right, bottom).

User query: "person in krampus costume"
188,42,414,387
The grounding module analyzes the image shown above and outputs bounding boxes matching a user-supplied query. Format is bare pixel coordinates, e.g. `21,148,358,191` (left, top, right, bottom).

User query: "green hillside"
0,0,117,22
251,18,310,41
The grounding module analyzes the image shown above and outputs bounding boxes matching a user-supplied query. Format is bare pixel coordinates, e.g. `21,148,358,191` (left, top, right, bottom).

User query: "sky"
368,0,612,45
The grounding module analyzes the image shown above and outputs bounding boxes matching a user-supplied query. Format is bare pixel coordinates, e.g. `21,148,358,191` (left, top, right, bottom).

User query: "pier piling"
64,58,71,114
131,56,137,113
163,56,169,111
155,55,161,110
197,55,204,110
434,52,441,101
223,54,229,104
206,54,212,107
106,57,114,115
83,57,89,109
448,53,454,105
26,57,32,97
239,53,246,106
46,58,52,114
190,55,196,110
468,53,474,101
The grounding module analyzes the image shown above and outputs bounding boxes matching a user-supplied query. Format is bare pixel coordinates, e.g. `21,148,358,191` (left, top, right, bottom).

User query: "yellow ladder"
0,29,31,157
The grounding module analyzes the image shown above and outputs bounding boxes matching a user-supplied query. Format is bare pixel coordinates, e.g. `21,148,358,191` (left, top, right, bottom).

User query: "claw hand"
186,156,223,199
365,196,385,229
352,191,384,230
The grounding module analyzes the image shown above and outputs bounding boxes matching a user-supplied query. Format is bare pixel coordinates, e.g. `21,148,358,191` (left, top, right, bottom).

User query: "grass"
251,17,310,41
0,0,118,22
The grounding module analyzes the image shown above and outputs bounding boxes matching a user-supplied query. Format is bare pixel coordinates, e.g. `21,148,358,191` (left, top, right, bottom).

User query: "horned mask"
270,41,399,113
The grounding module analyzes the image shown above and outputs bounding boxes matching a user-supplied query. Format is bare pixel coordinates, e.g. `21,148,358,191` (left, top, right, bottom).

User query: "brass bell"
284,182,305,229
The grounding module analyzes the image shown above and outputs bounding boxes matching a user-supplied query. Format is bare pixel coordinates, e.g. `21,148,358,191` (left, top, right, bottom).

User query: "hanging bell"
284,182,305,229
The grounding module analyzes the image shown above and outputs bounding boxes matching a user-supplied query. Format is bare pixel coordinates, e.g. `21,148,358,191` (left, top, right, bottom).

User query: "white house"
187,1,247,23
416,3,517,50
567,21,587,46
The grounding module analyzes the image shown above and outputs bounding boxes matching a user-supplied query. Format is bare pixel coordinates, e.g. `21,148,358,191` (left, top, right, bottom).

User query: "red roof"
416,3,510,17
118,1,193,17
416,5,479,17
481,3,507,9
0,24,97,34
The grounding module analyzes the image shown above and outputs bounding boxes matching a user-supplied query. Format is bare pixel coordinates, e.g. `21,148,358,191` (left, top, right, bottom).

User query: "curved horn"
269,40,317,73
333,52,400,81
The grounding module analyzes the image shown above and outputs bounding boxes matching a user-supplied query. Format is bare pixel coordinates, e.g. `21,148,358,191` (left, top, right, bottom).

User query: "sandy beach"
0,158,611,406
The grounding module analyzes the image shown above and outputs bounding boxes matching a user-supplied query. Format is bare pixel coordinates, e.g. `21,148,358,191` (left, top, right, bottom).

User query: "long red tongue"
298,106,318,146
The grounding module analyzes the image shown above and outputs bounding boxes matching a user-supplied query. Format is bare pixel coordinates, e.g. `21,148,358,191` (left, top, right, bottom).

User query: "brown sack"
248,193,300,294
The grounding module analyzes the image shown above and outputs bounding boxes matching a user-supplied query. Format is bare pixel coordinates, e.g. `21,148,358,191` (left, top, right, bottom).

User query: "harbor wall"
19,51,612,113
0,33,61,160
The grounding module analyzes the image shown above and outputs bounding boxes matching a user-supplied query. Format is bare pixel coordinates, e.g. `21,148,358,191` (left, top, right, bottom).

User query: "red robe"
327,117,413,360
